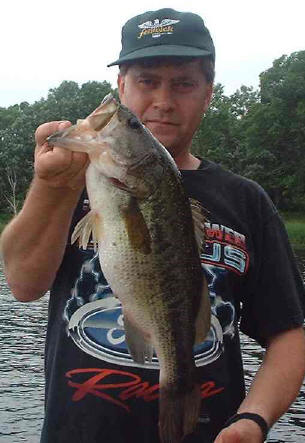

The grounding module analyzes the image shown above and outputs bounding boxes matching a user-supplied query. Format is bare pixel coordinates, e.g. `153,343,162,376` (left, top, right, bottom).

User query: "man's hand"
214,419,265,442
34,121,89,190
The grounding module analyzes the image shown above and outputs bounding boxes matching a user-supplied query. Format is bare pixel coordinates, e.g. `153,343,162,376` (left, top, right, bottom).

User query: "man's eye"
175,81,194,89
139,79,154,86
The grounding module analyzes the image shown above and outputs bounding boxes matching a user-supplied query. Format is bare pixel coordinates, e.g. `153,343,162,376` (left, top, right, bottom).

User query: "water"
0,263,48,443
0,254,305,443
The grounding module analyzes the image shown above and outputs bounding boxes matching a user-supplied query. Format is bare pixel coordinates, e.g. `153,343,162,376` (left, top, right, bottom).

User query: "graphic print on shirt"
64,221,249,369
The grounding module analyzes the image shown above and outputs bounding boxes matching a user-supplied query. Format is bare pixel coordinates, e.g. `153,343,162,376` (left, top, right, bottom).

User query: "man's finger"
35,121,72,146
68,156,90,190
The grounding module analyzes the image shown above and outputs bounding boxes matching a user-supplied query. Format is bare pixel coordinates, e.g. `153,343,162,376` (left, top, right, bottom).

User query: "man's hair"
119,56,215,84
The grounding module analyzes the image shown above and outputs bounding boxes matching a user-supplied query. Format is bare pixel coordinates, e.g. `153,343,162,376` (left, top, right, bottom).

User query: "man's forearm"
1,177,82,301
232,326,305,442
238,327,305,427
215,327,305,442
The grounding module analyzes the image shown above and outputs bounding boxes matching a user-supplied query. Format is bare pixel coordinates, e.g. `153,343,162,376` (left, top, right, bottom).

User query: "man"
1,8,305,443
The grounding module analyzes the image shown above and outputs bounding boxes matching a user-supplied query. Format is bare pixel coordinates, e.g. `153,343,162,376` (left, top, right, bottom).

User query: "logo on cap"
138,18,180,39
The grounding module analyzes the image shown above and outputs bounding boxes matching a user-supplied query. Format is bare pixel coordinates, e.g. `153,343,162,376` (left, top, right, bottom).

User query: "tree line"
0,51,304,215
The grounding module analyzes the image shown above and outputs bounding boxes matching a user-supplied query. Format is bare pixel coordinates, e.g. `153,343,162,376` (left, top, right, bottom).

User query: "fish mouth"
88,93,118,131
47,95,118,147
46,112,118,149
92,109,117,132
47,131,64,145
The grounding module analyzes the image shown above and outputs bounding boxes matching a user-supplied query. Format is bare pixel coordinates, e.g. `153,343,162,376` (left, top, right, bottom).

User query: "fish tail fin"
182,384,201,436
71,210,100,250
159,383,201,443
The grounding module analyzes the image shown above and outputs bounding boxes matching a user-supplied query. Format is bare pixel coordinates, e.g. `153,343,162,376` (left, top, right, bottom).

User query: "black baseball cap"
107,8,215,67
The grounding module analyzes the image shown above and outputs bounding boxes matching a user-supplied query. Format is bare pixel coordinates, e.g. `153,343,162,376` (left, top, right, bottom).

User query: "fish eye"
128,117,141,130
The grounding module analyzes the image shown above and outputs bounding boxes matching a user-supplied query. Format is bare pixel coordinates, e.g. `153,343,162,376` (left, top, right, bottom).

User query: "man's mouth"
145,120,179,126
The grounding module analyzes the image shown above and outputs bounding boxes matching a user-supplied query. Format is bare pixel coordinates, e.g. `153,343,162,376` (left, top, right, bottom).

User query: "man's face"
117,59,213,158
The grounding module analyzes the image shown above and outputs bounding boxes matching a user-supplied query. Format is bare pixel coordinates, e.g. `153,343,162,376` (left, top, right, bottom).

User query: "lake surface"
0,252,305,443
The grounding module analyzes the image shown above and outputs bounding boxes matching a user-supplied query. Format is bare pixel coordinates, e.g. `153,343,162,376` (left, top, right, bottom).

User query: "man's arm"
215,326,305,442
0,121,88,302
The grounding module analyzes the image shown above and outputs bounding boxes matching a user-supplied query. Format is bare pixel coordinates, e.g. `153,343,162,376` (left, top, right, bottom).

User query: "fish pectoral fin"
123,310,153,364
189,198,208,254
71,210,101,250
194,277,211,344
121,197,152,255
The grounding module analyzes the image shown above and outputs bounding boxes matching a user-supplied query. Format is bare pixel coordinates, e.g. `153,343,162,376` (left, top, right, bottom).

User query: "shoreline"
1,212,305,249
281,213,305,249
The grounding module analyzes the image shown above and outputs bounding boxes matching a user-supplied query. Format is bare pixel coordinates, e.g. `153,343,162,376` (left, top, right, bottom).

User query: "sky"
1,0,304,108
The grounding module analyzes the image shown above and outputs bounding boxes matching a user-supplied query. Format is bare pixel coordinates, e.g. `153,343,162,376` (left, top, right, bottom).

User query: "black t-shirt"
41,160,304,443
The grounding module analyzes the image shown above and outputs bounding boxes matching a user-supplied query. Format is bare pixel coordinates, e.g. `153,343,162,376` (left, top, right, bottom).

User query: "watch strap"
223,412,269,441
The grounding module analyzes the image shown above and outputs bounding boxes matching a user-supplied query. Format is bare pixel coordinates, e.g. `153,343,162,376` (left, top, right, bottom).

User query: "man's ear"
203,83,213,113
117,74,125,101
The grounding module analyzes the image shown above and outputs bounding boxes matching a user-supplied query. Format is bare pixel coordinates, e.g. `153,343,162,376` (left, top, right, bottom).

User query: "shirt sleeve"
240,212,305,347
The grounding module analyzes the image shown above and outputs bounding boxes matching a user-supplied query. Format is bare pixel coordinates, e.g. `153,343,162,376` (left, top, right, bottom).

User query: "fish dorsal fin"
190,198,207,254
71,210,101,251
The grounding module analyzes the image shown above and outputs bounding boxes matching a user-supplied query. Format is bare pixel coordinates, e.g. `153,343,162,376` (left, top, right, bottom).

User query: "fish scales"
47,95,210,443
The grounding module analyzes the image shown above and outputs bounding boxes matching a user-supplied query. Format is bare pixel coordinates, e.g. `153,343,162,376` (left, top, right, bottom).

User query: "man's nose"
152,86,175,112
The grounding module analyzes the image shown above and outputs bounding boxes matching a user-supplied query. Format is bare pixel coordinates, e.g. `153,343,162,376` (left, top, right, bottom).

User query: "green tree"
192,84,259,175
0,80,114,213
244,51,305,209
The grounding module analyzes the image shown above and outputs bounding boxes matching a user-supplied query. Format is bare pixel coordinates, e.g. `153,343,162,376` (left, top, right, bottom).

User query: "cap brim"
107,45,213,67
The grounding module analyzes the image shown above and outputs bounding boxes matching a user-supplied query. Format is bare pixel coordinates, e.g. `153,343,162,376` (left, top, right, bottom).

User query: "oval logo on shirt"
66,253,229,368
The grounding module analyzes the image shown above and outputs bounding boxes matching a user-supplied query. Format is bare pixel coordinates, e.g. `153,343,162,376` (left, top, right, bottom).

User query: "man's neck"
174,152,201,170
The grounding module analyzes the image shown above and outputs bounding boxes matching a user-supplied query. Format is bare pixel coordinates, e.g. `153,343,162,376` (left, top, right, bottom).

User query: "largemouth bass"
48,94,210,443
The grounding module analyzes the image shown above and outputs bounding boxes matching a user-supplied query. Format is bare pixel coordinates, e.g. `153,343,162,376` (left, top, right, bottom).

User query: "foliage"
0,80,114,213
244,51,305,208
192,84,259,175
0,213,12,233
192,50,305,211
